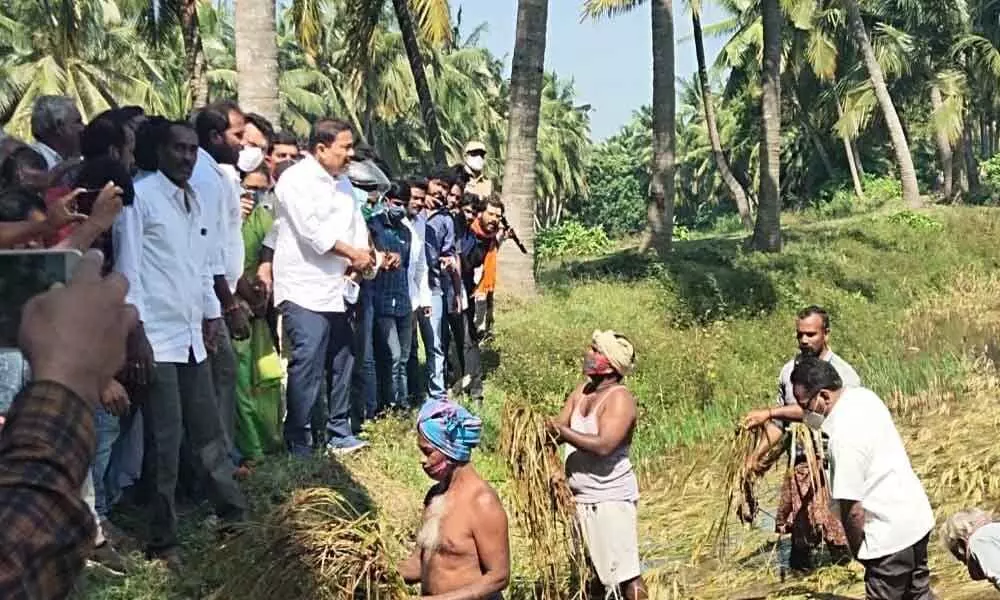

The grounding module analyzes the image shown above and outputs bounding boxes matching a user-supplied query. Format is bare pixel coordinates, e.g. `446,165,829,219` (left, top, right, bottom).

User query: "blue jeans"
281,301,355,456
424,292,448,401
350,291,378,423
92,406,121,519
374,314,414,409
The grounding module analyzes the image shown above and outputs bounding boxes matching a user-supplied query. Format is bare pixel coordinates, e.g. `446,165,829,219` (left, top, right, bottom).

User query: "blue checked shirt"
369,214,413,317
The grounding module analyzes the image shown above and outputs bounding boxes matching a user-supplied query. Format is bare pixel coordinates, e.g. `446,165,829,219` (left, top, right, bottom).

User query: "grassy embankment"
80,205,1000,599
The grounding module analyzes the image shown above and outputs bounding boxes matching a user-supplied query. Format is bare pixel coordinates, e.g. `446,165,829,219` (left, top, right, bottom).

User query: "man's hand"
440,256,459,272
420,306,432,318
19,249,138,406
350,249,374,273
87,182,124,232
239,194,254,220
744,454,767,477
743,408,773,430
123,322,155,387
225,305,251,341
100,379,131,417
45,188,87,230
545,419,563,442
204,318,223,353
384,252,402,271
256,262,273,295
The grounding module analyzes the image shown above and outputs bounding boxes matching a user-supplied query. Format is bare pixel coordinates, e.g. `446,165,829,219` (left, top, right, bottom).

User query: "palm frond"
581,0,647,21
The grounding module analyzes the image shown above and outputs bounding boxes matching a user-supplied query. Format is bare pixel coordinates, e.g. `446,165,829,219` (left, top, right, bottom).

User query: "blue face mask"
386,204,406,221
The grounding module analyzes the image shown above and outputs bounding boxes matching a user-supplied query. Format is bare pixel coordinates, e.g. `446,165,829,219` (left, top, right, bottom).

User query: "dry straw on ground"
500,399,591,600
216,487,408,600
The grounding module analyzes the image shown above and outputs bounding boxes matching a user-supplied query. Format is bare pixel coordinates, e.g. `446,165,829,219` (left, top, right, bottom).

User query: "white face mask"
803,410,826,431
465,155,485,173
238,145,265,173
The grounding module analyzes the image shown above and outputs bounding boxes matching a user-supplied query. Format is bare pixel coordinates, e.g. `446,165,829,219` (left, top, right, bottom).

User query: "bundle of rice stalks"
216,487,408,600
500,400,590,600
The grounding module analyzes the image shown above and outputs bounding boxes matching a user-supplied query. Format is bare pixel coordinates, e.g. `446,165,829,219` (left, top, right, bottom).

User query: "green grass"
78,205,1000,598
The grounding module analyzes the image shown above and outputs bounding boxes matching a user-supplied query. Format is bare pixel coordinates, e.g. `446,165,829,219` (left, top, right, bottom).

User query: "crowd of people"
0,96,512,581
1,97,1000,600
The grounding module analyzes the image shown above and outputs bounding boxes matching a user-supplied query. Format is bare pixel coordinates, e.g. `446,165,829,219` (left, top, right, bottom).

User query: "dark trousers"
280,301,354,455
862,534,933,600
374,313,414,409
208,322,238,464
446,312,466,385
350,295,377,424
144,358,246,553
406,314,426,405
461,307,483,400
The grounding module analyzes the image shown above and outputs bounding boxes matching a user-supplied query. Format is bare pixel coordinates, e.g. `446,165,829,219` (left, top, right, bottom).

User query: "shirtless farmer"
399,400,510,599
549,330,646,600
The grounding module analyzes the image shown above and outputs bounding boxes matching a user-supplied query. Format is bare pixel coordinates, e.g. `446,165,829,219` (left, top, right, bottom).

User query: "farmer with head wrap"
943,508,1000,591
398,400,510,599
548,331,647,600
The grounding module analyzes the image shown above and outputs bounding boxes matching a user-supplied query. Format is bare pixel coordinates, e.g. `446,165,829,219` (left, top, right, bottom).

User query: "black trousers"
861,534,934,600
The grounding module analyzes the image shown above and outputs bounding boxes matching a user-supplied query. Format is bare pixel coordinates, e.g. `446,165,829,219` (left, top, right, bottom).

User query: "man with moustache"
113,121,247,569
742,305,861,571
398,401,510,600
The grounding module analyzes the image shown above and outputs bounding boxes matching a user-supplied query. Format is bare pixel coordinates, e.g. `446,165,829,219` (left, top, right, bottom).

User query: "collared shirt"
273,155,368,313
407,214,432,310
970,523,1000,590
424,208,455,294
370,215,413,317
822,387,934,560
0,381,97,600
30,142,62,170
113,171,218,363
190,148,244,296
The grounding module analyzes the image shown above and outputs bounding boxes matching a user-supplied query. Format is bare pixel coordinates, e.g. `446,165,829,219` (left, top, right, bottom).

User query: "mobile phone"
0,249,82,348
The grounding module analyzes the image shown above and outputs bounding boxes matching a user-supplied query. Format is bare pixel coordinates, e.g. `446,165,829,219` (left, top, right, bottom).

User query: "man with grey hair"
943,508,1000,590
30,95,84,168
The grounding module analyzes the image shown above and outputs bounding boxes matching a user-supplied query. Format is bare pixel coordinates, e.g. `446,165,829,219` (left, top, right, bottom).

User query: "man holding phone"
113,121,247,569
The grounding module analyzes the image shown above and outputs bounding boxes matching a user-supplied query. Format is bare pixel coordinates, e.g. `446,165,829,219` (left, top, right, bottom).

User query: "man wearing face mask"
741,305,859,571
460,141,492,201
790,357,934,600
398,400,510,599
547,331,646,600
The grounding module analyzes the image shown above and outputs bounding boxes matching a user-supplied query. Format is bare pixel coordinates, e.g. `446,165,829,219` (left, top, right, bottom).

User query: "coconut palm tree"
751,0,781,251
0,0,168,136
235,0,279,123
583,0,677,257
842,0,921,207
690,0,752,228
342,0,453,165
499,0,549,296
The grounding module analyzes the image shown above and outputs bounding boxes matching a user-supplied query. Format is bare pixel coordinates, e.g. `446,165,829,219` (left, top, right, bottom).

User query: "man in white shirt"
30,95,84,170
273,118,373,457
790,357,935,600
113,121,247,568
191,101,252,468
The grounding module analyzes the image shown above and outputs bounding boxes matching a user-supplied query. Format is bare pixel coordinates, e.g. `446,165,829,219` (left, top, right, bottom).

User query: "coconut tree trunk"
963,113,980,193
641,0,676,258
844,0,921,208
693,8,752,229
235,0,280,124
498,0,548,296
751,0,781,252
392,0,447,166
181,0,208,108
836,99,865,198
930,84,953,199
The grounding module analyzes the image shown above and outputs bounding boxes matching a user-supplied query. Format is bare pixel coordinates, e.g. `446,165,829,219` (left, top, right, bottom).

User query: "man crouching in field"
399,400,510,599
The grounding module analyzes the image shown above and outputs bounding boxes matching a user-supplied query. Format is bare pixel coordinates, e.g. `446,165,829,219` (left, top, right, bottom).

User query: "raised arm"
422,490,510,600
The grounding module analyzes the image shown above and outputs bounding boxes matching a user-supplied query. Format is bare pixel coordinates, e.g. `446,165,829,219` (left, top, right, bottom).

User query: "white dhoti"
576,501,642,588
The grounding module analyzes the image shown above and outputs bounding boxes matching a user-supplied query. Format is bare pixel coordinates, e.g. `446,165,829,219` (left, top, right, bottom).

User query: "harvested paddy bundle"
216,487,408,600
501,399,591,600
704,426,763,558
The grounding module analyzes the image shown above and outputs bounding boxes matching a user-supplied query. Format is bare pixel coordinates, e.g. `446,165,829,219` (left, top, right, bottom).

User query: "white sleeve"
278,179,348,255
262,219,278,250
414,228,431,308
112,204,145,320
829,434,869,502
